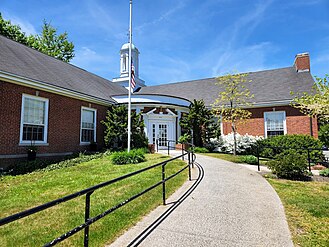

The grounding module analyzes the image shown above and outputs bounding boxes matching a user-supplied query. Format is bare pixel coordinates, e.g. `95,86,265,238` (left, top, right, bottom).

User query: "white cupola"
113,42,145,89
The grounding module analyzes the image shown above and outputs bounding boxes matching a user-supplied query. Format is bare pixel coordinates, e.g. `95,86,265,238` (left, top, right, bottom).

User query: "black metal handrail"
255,145,328,172
0,151,195,246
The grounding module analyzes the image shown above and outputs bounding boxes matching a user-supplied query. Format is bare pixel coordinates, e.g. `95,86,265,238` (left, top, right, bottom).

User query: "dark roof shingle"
0,35,126,102
137,67,315,106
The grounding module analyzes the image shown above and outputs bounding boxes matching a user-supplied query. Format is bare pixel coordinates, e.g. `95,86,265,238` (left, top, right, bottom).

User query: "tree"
0,13,74,62
292,75,329,122
28,21,74,62
0,13,29,44
212,72,254,155
180,99,218,147
102,105,148,150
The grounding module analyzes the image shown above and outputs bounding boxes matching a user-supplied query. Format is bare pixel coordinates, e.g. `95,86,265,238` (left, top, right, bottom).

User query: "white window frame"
19,94,49,145
80,107,97,144
264,111,287,138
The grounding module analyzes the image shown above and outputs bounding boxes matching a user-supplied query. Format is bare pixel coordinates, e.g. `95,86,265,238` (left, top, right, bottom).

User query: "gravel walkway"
108,153,293,247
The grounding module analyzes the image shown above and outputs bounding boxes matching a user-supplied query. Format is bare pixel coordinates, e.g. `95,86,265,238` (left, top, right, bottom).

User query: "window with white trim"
20,94,49,144
81,107,96,143
264,111,286,137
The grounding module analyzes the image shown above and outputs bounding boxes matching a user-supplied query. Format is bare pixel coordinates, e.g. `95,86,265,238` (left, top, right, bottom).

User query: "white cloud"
196,0,275,76
211,42,278,76
71,46,116,76
135,1,186,34
85,1,127,41
141,52,191,84
2,13,37,35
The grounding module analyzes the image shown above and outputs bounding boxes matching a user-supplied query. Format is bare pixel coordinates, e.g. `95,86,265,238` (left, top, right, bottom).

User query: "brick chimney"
294,52,310,72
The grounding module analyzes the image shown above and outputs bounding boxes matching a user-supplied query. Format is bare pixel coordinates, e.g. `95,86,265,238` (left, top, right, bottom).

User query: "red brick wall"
222,106,318,137
294,53,310,72
0,81,109,157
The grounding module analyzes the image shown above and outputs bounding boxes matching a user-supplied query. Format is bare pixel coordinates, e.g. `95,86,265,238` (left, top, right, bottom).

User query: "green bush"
178,133,191,144
257,134,324,161
319,124,329,147
267,149,308,179
240,155,258,165
319,168,329,177
192,147,209,153
111,149,146,165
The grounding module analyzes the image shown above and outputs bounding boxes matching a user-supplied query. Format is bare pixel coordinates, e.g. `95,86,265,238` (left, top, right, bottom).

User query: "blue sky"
1,0,328,85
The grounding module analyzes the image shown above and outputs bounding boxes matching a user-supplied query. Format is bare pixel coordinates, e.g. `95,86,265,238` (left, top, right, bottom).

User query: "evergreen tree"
180,99,217,147
102,105,148,149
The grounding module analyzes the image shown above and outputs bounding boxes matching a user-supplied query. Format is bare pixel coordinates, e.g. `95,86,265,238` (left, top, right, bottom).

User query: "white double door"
150,121,175,149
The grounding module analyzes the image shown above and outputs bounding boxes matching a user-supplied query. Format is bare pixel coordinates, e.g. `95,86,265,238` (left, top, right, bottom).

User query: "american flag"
131,61,136,89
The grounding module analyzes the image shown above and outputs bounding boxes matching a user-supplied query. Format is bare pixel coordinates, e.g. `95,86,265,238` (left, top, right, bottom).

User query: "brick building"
0,35,317,167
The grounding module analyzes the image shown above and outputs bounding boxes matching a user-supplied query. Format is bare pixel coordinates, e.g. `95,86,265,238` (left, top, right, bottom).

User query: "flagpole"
127,0,133,152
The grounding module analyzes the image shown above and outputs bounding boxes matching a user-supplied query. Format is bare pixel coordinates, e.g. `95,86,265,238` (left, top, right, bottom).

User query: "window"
81,107,96,143
264,111,286,137
20,94,49,144
122,54,127,72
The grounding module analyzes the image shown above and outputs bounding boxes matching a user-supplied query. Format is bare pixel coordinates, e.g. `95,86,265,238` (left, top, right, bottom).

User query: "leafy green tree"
0,13,29,44
180,99,217,147
319,124,329,147
102,105,148,150
212,72,253,155
28,21,74,62
0,13,74,62
292,75,329,122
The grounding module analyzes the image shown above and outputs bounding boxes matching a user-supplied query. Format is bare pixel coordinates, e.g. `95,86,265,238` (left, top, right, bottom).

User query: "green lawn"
201,152,269,165
268,179,329,247
0,154,188,246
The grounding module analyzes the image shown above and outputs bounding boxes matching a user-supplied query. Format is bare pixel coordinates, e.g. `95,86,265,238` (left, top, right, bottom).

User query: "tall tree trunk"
232,121,237,156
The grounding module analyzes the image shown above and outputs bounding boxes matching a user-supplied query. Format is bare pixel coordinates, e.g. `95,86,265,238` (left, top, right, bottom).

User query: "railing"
155,139,196,168
255,145,329,172
0,150,195,246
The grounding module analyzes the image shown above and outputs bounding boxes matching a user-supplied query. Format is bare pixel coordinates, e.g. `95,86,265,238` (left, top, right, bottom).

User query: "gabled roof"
0,35,127,103
137,67,315,107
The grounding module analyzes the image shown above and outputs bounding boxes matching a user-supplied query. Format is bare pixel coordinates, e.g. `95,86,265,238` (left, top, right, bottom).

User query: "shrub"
258,135,324,162
319,168,329,177
240,155,258,165
216,133,263,154
193,147,209,153
319,124,329,147
111,149,146,165
267,149,308,179
178,133,191,143
204,137,224,151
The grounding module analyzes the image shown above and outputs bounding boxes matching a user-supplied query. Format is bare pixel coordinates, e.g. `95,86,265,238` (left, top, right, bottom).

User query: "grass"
268,179,329,247
202,152,243,163
201,152,270,165
0,153,188,246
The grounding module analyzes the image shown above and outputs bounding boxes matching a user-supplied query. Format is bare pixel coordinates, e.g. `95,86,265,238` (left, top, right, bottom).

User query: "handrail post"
84,191,93,247
167,141,170,155
307,149,311,172
182,143,184,161
162,163,166,205
188,152,191,181
257,145,260,172
156,139,158,153
192,147,194,168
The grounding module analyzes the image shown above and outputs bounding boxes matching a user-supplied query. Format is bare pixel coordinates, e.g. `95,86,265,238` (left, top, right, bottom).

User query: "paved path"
108,152,293,247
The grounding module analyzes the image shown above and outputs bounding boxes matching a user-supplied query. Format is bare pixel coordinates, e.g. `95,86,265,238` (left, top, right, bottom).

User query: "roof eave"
0,70,115,106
